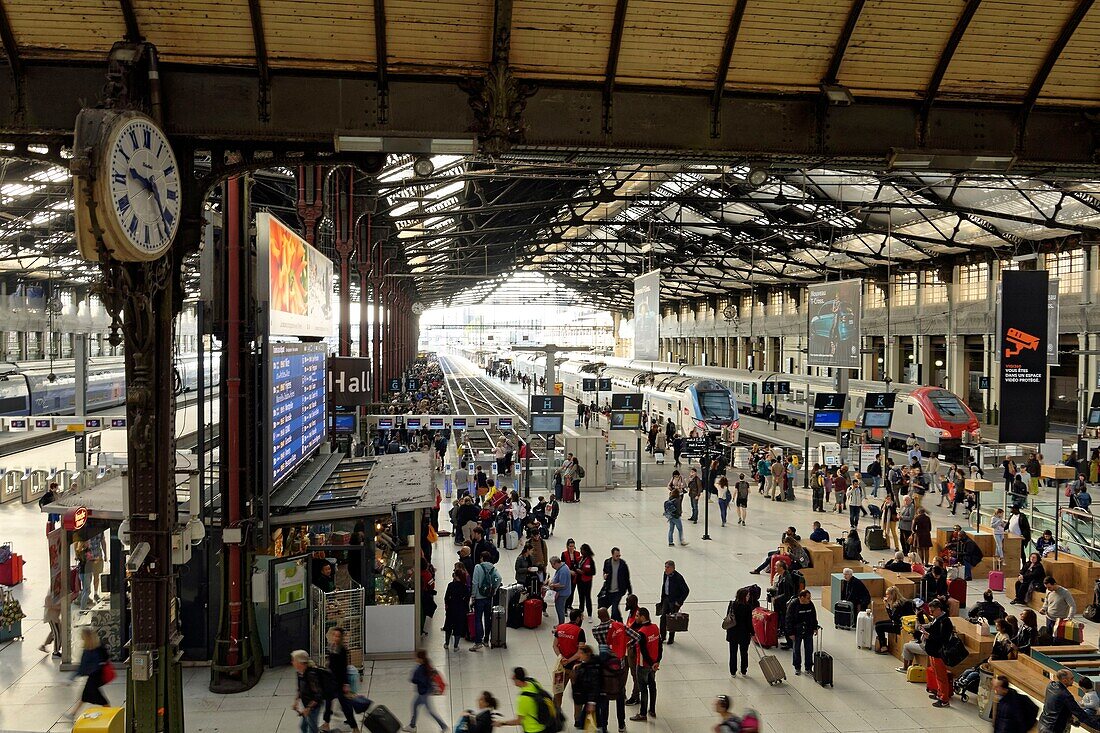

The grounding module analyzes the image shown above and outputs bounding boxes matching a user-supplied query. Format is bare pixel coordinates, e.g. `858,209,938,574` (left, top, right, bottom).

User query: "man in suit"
658,560,690,644
601,547,633,622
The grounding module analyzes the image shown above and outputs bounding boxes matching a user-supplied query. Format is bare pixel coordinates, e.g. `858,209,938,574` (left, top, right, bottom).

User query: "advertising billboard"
998,271,1048,444
257,213,334,339
634,270,661,361
806,279,861,369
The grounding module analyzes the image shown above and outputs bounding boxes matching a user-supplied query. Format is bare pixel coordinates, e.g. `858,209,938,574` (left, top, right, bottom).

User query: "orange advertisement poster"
259,213,333,338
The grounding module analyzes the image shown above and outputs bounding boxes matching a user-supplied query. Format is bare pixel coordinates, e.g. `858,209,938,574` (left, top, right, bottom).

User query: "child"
1081,677,1099,716
991,508,1007,571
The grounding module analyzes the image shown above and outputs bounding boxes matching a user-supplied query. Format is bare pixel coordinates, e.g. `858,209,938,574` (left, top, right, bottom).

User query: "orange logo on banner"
62,506,88,531
1004,328,1040,357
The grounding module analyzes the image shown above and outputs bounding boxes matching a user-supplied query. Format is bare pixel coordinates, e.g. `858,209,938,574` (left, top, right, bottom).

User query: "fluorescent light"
334,134,477,155
821,83,854,106
888,149,1016,171
1012,252,1039,262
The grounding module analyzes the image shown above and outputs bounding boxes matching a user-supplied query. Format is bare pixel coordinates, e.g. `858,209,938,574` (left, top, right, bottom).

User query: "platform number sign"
404,378,421,393
598,378,612,391
762,381,774,395
777,381,791,395
979,376,991,390
611,393,642,411
388,378,402,393
530,395,565,414
582,378,597,392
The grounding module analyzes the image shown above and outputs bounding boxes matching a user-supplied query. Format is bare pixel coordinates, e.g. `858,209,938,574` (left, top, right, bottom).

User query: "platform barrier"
0,469,21,504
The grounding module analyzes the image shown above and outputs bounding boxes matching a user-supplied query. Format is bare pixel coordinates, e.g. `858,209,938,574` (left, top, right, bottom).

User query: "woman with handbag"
65,628,111,719
725,587,757,677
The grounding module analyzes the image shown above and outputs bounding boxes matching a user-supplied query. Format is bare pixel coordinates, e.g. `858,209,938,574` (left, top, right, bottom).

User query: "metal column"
74,333,87,470
333,168,355,357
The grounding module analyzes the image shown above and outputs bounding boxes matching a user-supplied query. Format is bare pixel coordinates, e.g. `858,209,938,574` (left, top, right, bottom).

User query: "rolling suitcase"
364,703,402,733
949,578,967,607
72,706,125,732
813,636,833,687
988,571,1005,592
833,601,856,630
654,451,665,465
754,639,785,685
523,598,543,629
505,530,519,550
864,525,887,551
855,609,874,649
751,606,779,648
906,665,927,683
563,483,576,502
467,611,477,642
0,551,24,586
491,606,508,648
496,582,523,609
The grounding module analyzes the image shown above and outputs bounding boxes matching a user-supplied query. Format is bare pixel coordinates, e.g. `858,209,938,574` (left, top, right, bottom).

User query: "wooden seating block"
801,565,831,587
1041,464,1076,480
874,568,917,599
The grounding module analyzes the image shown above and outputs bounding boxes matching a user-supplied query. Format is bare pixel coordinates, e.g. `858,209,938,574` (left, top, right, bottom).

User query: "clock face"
104,117,181,258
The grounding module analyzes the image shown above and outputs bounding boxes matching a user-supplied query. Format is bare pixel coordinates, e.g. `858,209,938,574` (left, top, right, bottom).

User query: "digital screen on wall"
812,410,842,429
271,342,327,486
862,410,893,428
332,414,357,434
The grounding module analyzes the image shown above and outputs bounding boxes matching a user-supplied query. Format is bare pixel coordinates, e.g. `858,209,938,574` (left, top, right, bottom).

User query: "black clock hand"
129,167,153,190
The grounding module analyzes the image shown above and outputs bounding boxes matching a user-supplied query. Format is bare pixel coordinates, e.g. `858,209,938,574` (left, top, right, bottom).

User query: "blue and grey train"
509,353,740,440
0,354,215,417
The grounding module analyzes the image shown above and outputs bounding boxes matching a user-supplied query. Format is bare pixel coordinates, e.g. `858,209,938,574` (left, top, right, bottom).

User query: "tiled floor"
0,461,1010,733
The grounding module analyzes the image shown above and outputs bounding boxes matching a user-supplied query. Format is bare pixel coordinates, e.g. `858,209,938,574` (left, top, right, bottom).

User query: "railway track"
438,354,538,459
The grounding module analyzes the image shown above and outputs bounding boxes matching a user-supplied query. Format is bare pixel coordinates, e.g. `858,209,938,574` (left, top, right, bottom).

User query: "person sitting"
840,567,871,613
874,586,915,654
948,526,984,581
882,552,912,573
1035,530,1056,557
1011,552,1046,606
968,590,1007,626
923,563,949,604
808,521,830,543
1016,609,1038,655
749,528,801,575
841,529,863,562
784,537,812,570
990,617,1018,661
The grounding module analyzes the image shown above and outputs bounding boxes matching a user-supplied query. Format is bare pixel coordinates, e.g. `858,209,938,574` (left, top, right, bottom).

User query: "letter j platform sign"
328,357,372,406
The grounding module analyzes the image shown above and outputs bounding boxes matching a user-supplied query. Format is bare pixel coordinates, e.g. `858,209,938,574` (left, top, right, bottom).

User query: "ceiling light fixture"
334,134,477,155
887,149,1016,172
746,167,769,188
412,156,435,177
820,83,854,106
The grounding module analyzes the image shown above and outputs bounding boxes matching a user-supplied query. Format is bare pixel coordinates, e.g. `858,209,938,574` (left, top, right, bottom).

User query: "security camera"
126,541,151,572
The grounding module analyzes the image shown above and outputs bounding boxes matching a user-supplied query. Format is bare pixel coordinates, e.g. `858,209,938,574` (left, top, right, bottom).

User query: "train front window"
927,389,970,423
698,390,734,420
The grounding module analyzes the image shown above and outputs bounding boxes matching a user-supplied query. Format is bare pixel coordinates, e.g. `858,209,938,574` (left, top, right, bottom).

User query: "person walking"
898,495,915,555
65,628,111,719
323,628,360,732
470,552,501,651
629,608,661,722
848,478,864,528
714,475,732,527
402,650,448,732
548,557,573,625
913,508,933,564
785,590,819,676
442,570,470,651
39,590,62,657
725,586,757,676
601,548,633,622
569,645,602,731
664,474,687,547
497,667,557,732
290,649,327,733
657,560,689,645
687,468,703,523
921,599,955,708
573,544,596,620
993,675,1039,733
731,473,750,526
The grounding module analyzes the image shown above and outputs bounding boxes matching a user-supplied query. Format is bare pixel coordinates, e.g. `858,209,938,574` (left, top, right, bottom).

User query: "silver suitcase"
496,582,524,609
490,605,508,648
755,640,785,685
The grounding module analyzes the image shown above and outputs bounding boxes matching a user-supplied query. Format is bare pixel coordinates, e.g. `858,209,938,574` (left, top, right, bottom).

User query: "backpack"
1018,694,1040,731
521,682,565,733
576,465,585,479
308,666,340,700
663,499,681,519
476,563,499,599
600,653,627,696
789,569,806,592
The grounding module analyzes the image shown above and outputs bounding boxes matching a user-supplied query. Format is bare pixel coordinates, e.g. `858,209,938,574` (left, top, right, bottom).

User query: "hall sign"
328,357,372,406
63,506,88,532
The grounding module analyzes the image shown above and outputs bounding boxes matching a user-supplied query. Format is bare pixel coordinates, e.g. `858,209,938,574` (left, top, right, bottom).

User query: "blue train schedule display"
271,342,327,486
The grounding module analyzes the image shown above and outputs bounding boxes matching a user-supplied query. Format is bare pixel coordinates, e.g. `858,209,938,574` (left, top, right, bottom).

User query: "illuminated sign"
270,342,327,486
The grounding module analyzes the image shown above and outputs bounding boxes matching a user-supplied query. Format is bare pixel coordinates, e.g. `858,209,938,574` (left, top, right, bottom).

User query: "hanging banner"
634,270,661,361
256,212,334,339
1047,278,1060,366
806,279,862,369
998,271,1048,444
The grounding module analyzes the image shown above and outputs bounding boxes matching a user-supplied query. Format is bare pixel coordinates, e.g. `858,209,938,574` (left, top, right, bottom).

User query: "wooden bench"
821,572,883,610
992,646,1100,733
978,524,1024,567
875,568,918,599
934,527,1001,580
803,541,838,586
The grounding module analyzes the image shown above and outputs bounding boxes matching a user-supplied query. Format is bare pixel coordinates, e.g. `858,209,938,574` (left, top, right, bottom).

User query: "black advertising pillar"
998,270,1049,444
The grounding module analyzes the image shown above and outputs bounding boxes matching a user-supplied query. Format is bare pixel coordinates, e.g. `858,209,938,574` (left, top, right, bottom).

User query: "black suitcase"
864,525,887,551
813,636,834,687
833,600,855,630
364,703,402,733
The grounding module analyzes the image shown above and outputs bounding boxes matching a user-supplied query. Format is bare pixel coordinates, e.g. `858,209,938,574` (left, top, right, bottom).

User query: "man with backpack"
498,666,564,732
592,607,641,733
470,552,501,652
664,483,687,547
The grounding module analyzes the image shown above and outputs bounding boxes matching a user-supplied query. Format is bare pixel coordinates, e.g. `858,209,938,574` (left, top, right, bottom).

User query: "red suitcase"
948,578,967,607
467,611,477,641
523,598,543,629
0,553,24,586
988,571,1004,592
489,491,508,509
751,606,779,648
563,483,575,502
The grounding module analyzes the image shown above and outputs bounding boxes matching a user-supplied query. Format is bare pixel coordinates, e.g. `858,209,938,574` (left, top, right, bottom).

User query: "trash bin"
73,706,125,732
976,664,995,721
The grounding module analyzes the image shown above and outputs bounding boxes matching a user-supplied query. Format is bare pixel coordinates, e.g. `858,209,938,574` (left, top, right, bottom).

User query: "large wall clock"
73,110,181,262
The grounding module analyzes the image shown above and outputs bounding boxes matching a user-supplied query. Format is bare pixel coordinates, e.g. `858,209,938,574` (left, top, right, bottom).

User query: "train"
561,356,980,455
0,354,217,417
506,352,740,441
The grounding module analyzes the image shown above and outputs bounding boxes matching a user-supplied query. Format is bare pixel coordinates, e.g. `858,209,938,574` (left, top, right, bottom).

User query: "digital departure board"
271,342,327,486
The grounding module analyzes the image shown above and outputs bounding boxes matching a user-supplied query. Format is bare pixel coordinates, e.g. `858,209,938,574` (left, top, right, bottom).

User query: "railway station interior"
1,1,1100,732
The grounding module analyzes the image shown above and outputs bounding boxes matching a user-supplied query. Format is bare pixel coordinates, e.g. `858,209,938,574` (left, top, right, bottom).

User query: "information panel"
634,270,661,361
271,342,327,486
807,279,861,369
999,271,1048,444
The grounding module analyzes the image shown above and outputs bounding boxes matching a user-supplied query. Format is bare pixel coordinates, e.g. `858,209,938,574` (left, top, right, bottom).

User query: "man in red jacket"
593,608,642,732
629,608,662,722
